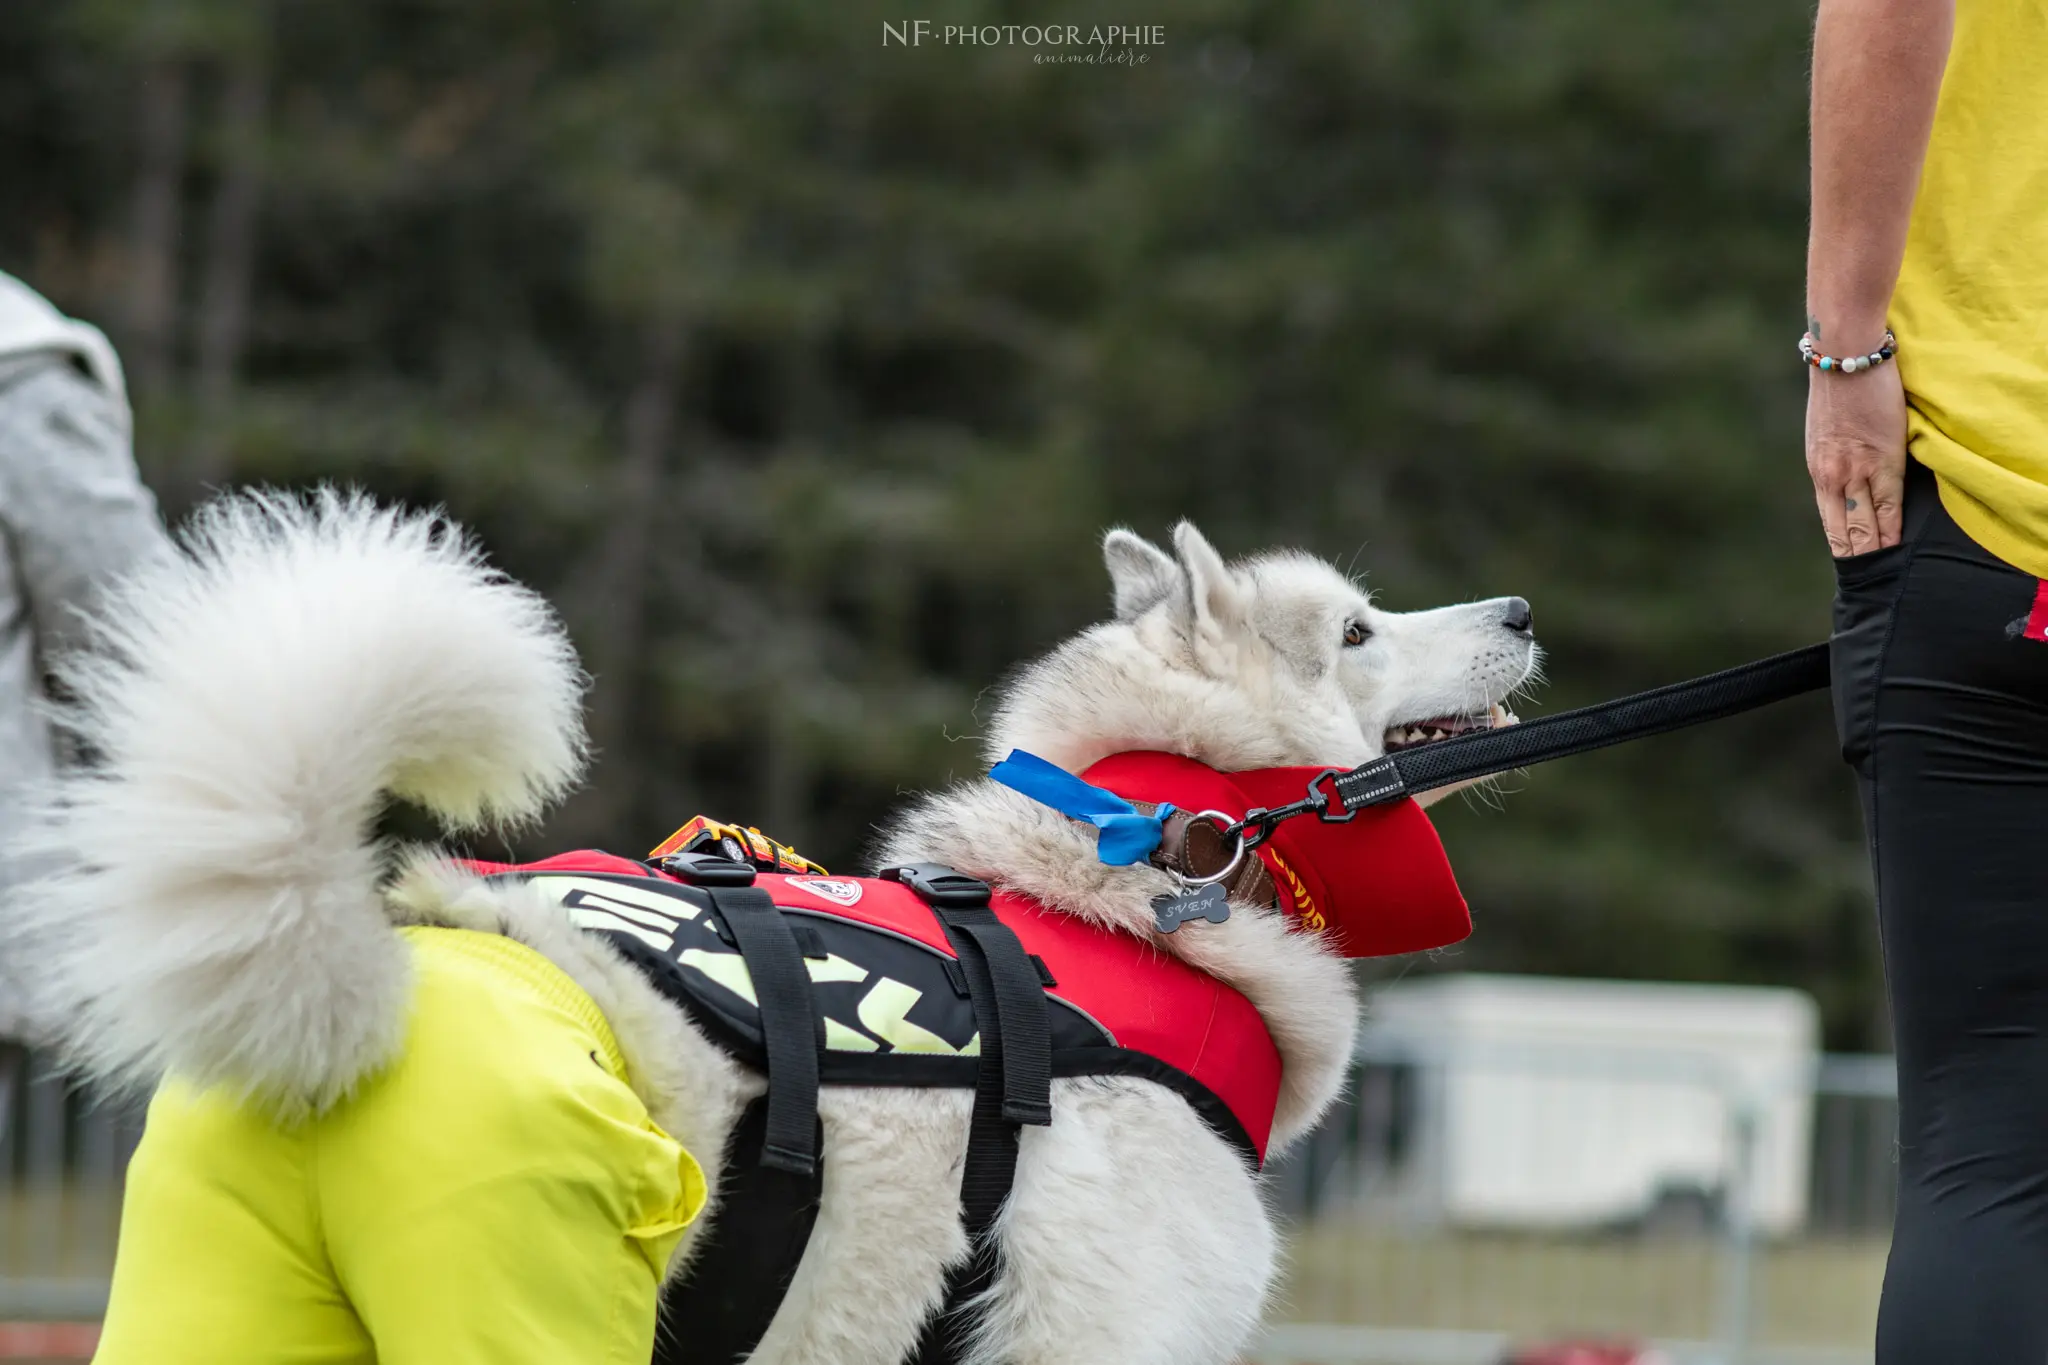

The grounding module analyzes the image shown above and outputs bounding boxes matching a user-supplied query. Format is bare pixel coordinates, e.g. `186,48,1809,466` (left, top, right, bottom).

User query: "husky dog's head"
988,523,1540,780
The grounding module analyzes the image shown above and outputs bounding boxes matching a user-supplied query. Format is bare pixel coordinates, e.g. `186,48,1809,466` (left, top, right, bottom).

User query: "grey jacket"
0,276,172,989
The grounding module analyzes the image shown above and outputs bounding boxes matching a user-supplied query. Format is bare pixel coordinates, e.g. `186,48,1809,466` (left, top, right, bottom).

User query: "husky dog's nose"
1501,597,1534,636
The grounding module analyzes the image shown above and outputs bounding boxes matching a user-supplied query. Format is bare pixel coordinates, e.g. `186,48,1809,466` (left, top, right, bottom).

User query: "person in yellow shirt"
92,925,706,1364
1805,0,2048,1359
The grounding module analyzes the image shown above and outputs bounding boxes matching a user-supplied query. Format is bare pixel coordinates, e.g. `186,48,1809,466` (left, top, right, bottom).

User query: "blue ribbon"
987,749,1175,866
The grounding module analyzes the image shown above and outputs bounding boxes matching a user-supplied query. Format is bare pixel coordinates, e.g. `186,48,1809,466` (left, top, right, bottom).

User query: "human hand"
1804,351,1907,556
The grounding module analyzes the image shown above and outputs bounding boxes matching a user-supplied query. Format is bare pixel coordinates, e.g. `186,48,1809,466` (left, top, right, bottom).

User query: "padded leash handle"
1326,642,1832,814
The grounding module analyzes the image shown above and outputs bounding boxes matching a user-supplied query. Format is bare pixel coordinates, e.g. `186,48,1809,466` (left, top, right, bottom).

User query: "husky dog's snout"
1500,596,1534,637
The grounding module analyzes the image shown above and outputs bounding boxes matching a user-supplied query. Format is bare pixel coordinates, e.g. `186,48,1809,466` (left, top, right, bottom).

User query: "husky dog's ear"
1172,521,1249,640
1103,528,1181,621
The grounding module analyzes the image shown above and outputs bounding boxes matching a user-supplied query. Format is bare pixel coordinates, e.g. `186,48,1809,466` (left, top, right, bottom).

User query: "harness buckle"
658,851,760,886
879,862,993,909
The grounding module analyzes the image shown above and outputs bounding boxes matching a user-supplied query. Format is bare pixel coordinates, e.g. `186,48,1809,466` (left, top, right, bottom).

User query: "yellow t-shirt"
1892,0,2048,574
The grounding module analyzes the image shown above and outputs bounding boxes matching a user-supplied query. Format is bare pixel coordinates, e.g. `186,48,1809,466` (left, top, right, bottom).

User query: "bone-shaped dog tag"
1151,882,1231,934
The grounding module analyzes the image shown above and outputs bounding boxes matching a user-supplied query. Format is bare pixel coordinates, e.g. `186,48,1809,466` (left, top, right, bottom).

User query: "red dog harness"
465,750,1473,1365
470,848,1283,1161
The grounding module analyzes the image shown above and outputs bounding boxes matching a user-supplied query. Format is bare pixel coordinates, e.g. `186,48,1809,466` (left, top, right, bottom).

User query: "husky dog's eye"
1343,621,1371,647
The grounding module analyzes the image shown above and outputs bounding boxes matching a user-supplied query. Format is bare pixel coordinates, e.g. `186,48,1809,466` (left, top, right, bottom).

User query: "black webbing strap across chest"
654,869,825,1365
655,1095,820,1365
650,857,1055,1365
883,863,1055,1365
708,883,824,1175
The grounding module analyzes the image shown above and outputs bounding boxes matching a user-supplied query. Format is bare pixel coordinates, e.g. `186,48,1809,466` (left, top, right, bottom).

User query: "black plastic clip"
658,851,759,886
879,862,992,909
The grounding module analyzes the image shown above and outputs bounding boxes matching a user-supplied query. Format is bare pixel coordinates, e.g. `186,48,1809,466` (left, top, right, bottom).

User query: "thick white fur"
4,499,1536,1365
2,491,587,1112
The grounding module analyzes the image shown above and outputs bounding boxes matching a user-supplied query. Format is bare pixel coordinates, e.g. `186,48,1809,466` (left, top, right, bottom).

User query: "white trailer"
1355,974,1820,1235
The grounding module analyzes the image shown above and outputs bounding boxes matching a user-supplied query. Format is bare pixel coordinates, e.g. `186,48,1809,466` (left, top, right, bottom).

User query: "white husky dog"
6,492,1537,1365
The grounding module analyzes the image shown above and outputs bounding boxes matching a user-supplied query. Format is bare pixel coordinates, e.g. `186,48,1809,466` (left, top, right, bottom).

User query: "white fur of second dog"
3,493,1536,1365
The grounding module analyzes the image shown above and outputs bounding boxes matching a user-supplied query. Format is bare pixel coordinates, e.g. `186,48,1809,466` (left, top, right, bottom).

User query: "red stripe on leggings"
2026,579,2048,642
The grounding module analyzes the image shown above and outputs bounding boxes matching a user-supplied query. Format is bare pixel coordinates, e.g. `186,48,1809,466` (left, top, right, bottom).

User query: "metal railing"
0,1037,1901,1365
1258,1038,1899,1365
0,1048,141,1320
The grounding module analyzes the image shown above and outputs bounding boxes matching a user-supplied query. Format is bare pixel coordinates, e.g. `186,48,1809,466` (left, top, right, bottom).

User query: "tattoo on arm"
1807,313,1822,341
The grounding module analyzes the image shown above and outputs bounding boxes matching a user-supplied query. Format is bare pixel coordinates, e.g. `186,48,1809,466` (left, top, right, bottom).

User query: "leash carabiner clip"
1307,767,1362,823
1177,809,1248,887
1219,762,1377,857
1223,796,1313,852
1229,808,1277,852
1223,769,1359,851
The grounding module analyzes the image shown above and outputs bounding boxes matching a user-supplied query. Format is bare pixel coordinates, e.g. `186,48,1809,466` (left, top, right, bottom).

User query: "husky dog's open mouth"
1382,702,1518,753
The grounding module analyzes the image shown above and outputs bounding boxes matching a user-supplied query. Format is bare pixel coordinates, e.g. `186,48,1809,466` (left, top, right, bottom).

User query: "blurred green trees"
0,0,1878,1043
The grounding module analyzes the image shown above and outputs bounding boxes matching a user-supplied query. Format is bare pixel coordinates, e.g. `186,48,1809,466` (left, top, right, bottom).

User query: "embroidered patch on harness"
783,877,863,907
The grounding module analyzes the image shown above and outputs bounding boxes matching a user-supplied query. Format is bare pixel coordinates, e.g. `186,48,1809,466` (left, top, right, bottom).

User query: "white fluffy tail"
3,489,587,1111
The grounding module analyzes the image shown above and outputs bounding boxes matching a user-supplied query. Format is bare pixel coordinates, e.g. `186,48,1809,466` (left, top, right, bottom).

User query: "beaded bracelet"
1799,329,1896,374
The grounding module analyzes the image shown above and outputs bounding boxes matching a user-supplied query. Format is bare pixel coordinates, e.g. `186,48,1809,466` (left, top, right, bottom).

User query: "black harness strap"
651,861,828,1365
653,1096,822,1365
1326,643,1831,814
634,858,1060,1364
884,863,1054,1365
555,855,1242,1365
706,883,825,1175
947,911,1054,1128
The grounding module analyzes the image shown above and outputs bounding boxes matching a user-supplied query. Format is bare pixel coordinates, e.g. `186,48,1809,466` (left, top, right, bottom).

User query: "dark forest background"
0,0,1878,1046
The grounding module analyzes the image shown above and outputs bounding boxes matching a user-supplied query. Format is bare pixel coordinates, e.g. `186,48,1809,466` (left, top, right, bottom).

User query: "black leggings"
1833,458,2048,1362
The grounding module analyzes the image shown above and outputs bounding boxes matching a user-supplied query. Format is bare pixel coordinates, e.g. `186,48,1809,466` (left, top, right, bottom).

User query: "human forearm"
1807,0,1954,350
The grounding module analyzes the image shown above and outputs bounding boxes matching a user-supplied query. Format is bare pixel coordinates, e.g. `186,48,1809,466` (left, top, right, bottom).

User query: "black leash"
1227,642,1831,848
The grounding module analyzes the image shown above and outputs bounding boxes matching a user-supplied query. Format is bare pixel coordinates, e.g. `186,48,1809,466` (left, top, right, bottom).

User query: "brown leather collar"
1119,800,1278,910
